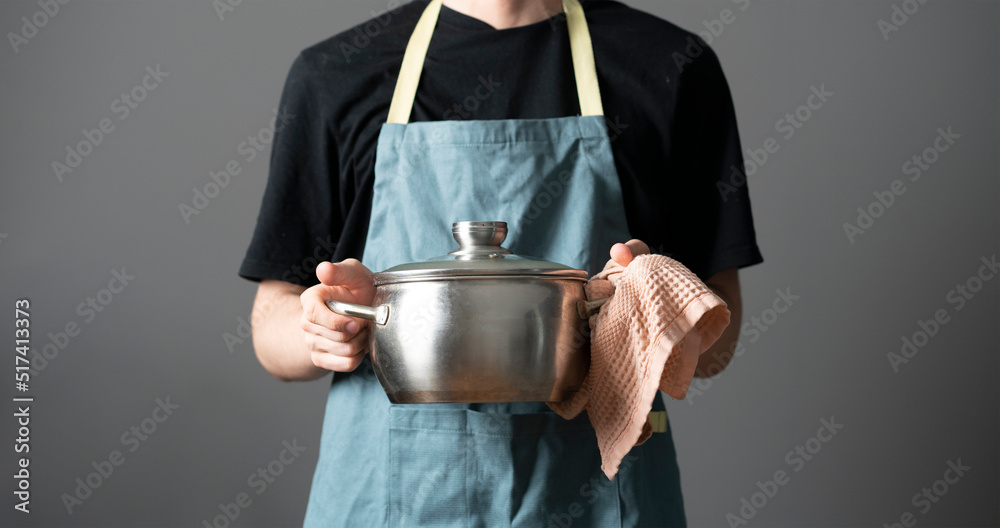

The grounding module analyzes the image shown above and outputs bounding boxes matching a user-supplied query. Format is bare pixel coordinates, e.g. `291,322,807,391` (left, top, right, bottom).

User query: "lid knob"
449,221,512,255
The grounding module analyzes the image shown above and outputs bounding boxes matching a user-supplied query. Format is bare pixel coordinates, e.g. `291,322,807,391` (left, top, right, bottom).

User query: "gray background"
1,0,997,526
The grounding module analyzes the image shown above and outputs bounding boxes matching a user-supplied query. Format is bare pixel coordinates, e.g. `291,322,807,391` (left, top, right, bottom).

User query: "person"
239,0,763,525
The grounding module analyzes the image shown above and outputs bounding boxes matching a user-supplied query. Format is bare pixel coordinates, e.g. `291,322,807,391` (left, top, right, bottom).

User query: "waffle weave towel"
548,254,731,479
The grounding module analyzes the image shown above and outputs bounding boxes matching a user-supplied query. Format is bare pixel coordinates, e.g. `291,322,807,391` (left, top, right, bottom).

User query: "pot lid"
374,221,588,284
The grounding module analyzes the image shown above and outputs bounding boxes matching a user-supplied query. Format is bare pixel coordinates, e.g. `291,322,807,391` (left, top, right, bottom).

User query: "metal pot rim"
373,268,588,286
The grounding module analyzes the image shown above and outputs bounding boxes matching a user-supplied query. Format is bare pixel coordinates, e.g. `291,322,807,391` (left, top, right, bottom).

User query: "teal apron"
303,1,686,526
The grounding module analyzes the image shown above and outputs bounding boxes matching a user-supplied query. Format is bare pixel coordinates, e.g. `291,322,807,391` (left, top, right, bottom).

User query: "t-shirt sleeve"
239,52,338,287
667,43,763,280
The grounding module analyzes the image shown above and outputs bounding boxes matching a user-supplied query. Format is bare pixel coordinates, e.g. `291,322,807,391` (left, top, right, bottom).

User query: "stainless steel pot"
327,221,605,404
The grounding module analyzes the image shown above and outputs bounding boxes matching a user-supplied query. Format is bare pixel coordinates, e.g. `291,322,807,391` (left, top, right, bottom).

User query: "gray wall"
1,1,996,527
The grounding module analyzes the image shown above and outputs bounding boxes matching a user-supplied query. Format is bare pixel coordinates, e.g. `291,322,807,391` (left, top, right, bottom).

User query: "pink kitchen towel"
549,253,731,479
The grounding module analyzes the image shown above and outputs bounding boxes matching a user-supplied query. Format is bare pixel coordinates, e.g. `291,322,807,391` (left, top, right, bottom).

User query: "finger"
315,261,336,285
300,317,360,343
304,327,370,358
624,239,650,256
311,350,365,372
316,258,373,289
300,288,365,332
610,243,634,266
584,278,614,300
611,239,651,267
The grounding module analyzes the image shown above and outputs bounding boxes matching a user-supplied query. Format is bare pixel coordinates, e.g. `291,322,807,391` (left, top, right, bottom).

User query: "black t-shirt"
239,0,763,286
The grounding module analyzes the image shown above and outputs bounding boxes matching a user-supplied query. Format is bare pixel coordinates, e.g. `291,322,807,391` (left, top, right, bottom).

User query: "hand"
585,239,651,304
609,239,650,267
299,259,376,372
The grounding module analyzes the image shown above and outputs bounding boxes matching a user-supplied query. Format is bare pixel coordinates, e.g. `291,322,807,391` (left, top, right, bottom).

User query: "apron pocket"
388,407,471,527
388,405,622,528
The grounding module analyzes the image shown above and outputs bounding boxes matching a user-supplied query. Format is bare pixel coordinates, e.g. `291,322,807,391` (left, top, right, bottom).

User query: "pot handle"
326,301,390,326
577,297,609,320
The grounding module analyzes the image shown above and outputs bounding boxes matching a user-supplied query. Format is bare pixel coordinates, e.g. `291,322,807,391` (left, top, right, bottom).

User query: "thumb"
316,259,372,288
610,243,633,266
625,239,650,257
610,239,650,267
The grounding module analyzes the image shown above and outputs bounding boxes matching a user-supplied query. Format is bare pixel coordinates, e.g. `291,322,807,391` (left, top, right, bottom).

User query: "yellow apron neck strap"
385,0,442,125
562,0,604,118
386,0,604,125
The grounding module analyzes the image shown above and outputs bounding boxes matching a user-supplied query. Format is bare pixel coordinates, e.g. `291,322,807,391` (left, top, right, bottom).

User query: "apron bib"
303,1,685,526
